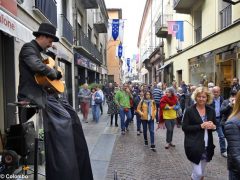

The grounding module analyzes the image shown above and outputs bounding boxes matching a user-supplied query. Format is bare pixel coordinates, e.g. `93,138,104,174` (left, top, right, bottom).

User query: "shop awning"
157,61,173,71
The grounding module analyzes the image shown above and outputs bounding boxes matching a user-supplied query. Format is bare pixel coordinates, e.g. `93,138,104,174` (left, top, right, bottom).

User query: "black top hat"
33,23,59,42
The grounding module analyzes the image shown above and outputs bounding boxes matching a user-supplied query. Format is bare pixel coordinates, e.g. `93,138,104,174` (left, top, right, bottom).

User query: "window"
62,0,67,17
93,34,98,48
77,11,83,27
77,11,83,45
100,43,103,55
88,25,92,41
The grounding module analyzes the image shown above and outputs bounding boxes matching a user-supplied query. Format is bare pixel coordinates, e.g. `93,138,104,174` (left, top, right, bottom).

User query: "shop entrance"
0,31,16,130
215,54,235,99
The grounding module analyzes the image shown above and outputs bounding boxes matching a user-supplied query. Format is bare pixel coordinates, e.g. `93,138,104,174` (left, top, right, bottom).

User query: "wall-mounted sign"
0,0,17,16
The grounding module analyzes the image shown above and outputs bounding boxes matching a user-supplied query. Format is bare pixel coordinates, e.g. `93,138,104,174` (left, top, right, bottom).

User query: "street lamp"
223,0,240,5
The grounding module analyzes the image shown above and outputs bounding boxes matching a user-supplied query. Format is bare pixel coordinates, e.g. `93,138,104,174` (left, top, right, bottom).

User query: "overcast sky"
105,0,146,58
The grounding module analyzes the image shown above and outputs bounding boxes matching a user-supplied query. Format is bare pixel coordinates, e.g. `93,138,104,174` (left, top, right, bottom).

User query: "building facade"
138,0,240,98
0,0,108,132
107,8,124,85
73,0,108,109
137,0,170,84
169,0,240,97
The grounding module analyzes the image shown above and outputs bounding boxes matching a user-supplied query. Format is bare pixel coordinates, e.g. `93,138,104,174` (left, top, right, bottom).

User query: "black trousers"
19,95,93,180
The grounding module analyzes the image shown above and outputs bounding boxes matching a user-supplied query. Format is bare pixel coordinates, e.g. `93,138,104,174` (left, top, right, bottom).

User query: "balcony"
75,29,103,64
79,0,98,9
155,14,173,38
93,12,108,33
173,0,196,14
34,0,57,27
141,49,151,64
220,5,232,30
195,26,202,43
60,15,73,45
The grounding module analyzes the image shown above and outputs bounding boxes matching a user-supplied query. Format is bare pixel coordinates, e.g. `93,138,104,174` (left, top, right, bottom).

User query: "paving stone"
106,122,228,180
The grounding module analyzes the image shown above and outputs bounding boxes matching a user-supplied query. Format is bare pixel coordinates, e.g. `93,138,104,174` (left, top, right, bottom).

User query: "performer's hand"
157,122,165,130
56,70,62,80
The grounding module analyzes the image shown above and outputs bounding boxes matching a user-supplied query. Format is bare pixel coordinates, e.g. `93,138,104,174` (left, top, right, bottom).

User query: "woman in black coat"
224,91,240,180
182,87,216,180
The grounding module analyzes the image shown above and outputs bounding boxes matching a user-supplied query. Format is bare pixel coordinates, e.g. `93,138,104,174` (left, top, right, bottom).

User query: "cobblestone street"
105,121,228,180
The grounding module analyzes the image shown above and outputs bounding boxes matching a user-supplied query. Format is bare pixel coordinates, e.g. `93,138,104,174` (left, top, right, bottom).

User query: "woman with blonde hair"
182,87,216,180
224,91,240,180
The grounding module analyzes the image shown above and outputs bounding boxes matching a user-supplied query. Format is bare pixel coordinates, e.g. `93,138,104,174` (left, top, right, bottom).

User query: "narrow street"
81,105,228,180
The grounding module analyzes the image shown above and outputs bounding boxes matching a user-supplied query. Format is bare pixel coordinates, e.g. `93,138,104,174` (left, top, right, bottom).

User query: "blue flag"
118,44,123,58
112,19,119,41
127,58,130,66
176,21,184,41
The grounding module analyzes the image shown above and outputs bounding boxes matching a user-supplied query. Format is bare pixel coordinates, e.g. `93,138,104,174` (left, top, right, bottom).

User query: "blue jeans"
119,107,132,131
92,105,100,123
136,113,142,131
216,117,226,153
141,120,154,145
165,119,175,143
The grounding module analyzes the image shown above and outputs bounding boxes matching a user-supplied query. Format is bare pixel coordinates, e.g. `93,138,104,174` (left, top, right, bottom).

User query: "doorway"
177,70,183,86
0,31,16,130
215,56,235,99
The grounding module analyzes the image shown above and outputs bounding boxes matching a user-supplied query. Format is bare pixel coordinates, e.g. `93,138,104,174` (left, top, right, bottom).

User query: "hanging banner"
108,19,124,43
167,21,184,41
117,44,123,58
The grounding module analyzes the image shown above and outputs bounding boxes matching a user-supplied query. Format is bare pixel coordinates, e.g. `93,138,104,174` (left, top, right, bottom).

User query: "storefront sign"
0,9,33,42
0,0,17,16
0,10,16,35
89,62,96,71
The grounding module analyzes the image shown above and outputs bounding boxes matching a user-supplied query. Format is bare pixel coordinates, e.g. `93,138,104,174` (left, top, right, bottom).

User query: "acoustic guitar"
35,56,64,93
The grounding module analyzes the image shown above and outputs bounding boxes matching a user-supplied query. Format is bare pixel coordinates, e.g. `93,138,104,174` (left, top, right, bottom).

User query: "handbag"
95,98,102,104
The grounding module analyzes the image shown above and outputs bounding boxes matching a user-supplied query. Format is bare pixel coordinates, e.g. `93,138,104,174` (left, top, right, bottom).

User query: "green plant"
79,83,103,90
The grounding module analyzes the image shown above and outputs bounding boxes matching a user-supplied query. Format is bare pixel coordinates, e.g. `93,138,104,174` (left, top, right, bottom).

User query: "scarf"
159,95,178,123
160,95,178,110
144,99,152,120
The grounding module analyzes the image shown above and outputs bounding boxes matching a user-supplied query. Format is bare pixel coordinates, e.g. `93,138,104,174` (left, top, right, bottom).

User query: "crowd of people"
78,78,240,180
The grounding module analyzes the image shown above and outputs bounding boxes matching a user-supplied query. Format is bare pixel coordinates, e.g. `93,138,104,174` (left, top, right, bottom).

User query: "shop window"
189,52,214,86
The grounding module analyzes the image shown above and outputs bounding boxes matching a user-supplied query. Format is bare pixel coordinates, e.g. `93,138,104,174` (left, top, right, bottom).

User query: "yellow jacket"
137,100,156,120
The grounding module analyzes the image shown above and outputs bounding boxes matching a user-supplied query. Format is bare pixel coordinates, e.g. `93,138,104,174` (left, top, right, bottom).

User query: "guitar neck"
54,56,59,70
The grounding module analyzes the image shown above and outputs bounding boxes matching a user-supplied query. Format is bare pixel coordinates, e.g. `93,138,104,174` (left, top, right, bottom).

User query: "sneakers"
165,143,170,149
144,140,148,146
137,131,140,136
125,127,129,131
150,145,156,152
115,124,118,127
221,152,227,158
121,130,125,135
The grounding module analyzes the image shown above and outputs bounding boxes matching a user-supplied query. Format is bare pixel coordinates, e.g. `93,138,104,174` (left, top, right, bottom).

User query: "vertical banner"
117,44,123,58
112,19,119,41
167,21,184,41
108,19,124,43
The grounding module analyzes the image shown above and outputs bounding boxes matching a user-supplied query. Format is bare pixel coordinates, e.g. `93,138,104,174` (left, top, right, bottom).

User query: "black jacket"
17,40,57,108
224,117,240,175
220,99,233,125
182,104,216,164
210,96,224,118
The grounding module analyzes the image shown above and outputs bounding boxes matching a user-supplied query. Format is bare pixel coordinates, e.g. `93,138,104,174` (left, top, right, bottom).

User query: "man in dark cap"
17,23,93,180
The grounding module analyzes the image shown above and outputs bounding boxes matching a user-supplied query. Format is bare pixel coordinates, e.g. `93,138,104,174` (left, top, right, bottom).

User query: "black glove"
56,70,62,80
